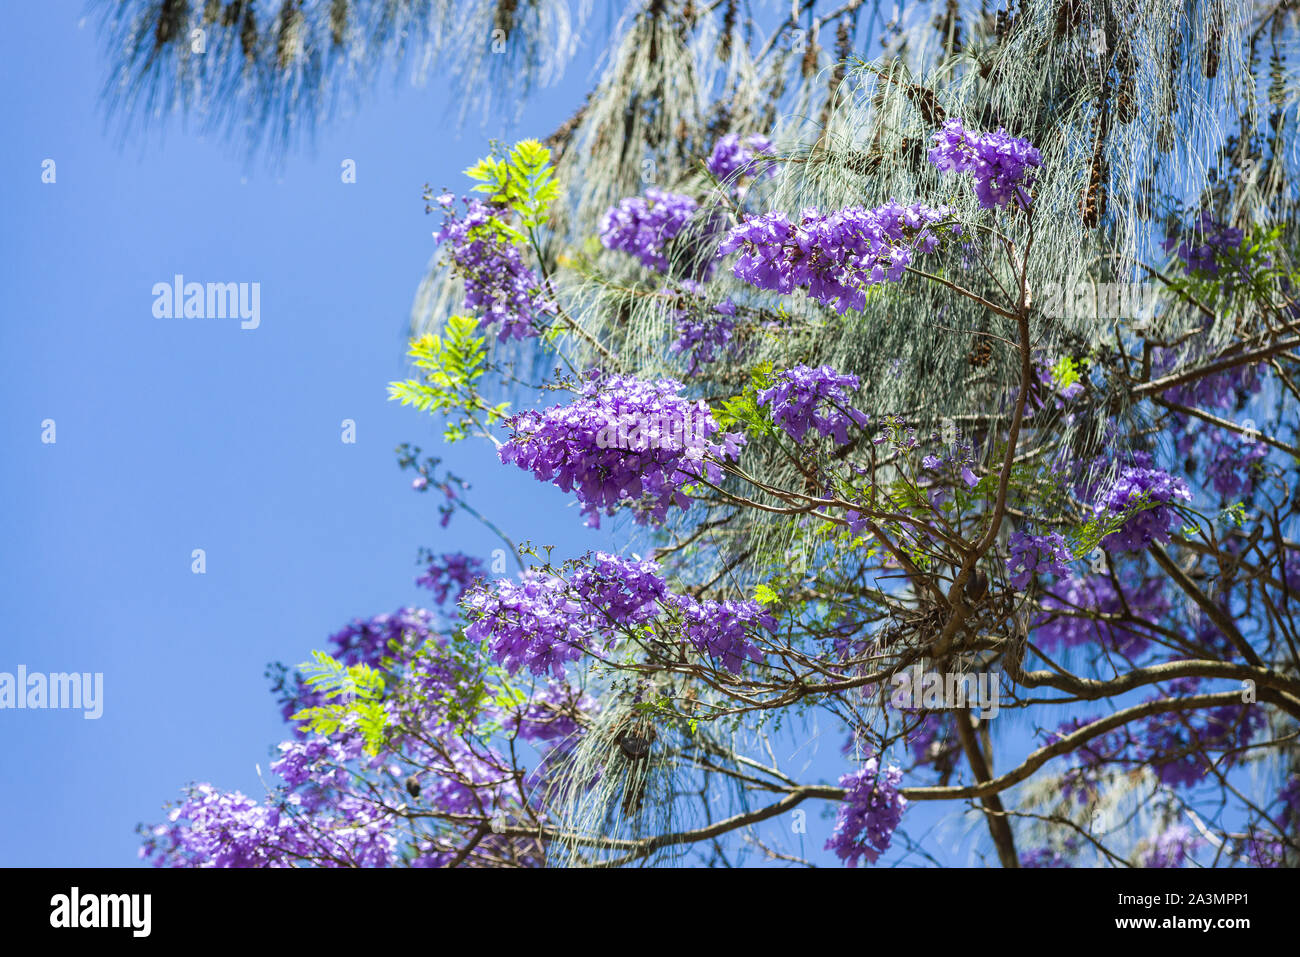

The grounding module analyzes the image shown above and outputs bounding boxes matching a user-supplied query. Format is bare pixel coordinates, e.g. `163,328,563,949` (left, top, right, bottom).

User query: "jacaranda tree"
121,0,1300,866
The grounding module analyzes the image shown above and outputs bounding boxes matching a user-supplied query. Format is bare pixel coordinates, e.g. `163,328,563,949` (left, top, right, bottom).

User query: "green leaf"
298,650,384,702
1051,355,1082,391
387,318,504,441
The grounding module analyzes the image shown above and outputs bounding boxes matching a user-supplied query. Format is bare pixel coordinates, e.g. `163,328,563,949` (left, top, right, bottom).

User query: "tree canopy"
120,0,1300,868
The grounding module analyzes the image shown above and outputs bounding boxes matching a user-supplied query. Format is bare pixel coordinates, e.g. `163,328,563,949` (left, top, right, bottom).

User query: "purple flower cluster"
1205,437,1267,498
706,133,776,184
671,298,737,374
1240,834,1285,867
1020,848,1070,867
1140,678,1265,787
501,679,595,745
1095,465,1192,552
140,784,396,868
390,653,467,729
922,435,981,493
825,757,908,867
1007,530,1073,589
570,552,671,625
671,595,774,673
1036,574,1169,657
435,197,555,341
1163,212,1244,276
719,201,953,313
600,189,700,271
1140,823,1200,868
464,553,669,677
328,608,438,670
498,374,745,527
464,552,778,677
1162,350,1262,412
462,571,596,678
757,364,869,443
271,735,366,809
927,118,1042,209
395,738,518,861
1044,685,1264,793
416,552,486,605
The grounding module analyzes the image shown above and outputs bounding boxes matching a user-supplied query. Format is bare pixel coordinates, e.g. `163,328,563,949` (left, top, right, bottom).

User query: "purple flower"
1160,346,1262,410
666,284,737,373
464,553,669,677
671,594,774,673
498,375,745,527
1205,438,1267,498
600,189,700,271
1095,465,1191,552
272,736,362,792
706,133,776,185
757,364,869,443
416,552,486,605
463,571,592,677
1139,678,1265,787
570,552,671,626
719,201,954,313
927,118,1042,209
1021,848,1070,868
501,679,596,745
825,757,908,867
1007,530,1073,589
1163,212,1244,277
140,783,397,868
435,198,554,341
1036,574,1168,657
1140,823,1200,868
1239,834,1285,867
328,608,438,670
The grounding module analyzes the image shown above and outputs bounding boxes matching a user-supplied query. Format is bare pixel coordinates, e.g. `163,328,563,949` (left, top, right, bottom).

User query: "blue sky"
0,1,624,866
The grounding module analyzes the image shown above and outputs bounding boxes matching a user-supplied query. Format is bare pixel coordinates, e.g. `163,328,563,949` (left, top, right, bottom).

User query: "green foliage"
1219,502,1248,528
387,315,511,441
1050,355,1082,392
464,139,560,232
290,651,390,756
298,649,387,700
1167,223,1293,315
715,362,777,438
886,478,929,511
